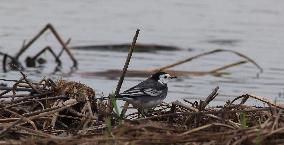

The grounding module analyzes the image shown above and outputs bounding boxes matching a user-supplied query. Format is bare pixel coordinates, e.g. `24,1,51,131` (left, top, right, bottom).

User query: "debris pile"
0,76,283,145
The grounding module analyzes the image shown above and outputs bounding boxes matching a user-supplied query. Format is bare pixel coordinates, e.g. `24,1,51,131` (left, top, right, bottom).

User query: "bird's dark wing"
120,86,145,97
119,79,164,98
143,88,163,97
120,87,163,98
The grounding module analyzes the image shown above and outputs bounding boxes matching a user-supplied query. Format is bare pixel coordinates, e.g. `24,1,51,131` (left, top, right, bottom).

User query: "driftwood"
71,43,182,52
15,23,77,68
0,24,76,73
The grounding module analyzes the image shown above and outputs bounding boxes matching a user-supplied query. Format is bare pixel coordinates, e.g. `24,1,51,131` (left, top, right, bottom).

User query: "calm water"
0,0,284,106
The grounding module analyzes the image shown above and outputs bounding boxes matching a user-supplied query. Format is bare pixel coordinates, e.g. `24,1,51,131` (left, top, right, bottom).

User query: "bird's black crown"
150,72,167,81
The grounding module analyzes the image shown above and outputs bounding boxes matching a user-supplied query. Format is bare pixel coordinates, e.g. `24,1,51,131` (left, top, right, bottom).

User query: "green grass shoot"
255,128,262,145
109,93,120,116
105,116,112,135
240,112,247,129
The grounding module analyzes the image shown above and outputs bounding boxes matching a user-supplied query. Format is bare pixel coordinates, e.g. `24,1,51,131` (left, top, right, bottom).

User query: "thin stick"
179,123,235,136
3,92,51,105
200,86,219,110
29,99,78,120
57,38,71,58
108,29,140,113
14,25,49,60
0,78,19,82
0,90,10,97
137,107,272,121
148,49,263,73
108,29,140,116
120,102,129,118
3,108,38,130
85,95,95,120
0,87,32,92
0,118,23,135
14,23,78,67
209,60,247,73
15,126,54,138
115,29,140,96
48,24,78,67
20,71,42,94
31,46,62,66
12,78,25,101
230,94,284,110
28,95,66,101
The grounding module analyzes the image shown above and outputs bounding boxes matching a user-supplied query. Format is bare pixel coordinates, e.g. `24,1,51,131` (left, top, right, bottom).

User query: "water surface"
0,0,284,106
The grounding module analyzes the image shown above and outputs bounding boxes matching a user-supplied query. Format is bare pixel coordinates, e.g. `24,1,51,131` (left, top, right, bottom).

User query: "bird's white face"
158,73,172,84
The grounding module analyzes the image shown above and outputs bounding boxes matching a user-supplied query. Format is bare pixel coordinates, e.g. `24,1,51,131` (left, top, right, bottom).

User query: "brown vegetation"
0,74,283,145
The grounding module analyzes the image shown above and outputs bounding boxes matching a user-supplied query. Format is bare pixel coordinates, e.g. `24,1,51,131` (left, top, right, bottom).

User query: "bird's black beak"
170,76,177,79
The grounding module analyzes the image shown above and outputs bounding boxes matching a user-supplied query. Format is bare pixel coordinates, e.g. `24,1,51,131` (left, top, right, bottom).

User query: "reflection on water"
0,0,284,105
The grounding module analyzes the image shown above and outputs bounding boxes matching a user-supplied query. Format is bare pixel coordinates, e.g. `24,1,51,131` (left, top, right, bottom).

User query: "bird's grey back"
121,78,168,98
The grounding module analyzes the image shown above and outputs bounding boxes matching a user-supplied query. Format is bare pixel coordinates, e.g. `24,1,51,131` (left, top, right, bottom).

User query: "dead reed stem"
0,75,283,145
148,49,263,73
14,23,77,68
107,29,140,114
114,29,140,96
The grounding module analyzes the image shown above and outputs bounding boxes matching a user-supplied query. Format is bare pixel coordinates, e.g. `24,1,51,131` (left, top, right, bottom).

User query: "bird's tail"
96,94,124,100
115,94,124,98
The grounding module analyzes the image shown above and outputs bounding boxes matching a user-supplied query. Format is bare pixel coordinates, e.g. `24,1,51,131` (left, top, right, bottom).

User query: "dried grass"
0,76,283,145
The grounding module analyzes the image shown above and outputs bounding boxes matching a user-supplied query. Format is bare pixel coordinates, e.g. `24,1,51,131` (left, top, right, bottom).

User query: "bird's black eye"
164,76,167,78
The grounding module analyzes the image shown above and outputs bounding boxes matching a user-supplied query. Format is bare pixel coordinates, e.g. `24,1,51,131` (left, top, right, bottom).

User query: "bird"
117,72,176,112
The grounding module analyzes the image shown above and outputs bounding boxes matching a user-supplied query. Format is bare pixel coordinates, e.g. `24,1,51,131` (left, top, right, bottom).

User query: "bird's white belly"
123,98,163,109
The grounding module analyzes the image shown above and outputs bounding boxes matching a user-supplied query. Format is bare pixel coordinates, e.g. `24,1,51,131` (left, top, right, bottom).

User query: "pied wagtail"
117,72,176,111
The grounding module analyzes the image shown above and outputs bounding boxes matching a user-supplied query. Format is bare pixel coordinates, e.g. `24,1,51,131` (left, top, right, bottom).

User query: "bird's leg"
143,109,151,117
137,108,142,118
137,109,147,118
